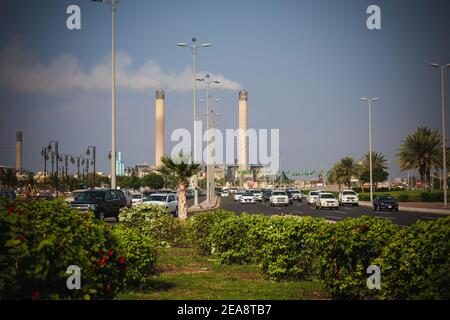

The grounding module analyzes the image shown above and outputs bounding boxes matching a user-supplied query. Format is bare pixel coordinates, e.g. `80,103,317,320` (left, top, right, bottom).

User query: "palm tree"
397,127,443,189
359,151,389,190
327,157,359,190
156,155,201,221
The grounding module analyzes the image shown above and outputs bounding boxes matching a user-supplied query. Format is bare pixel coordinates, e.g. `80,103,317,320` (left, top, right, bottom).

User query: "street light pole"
361,97,379,203
92,0,120,189
197,75,220,203
430,63,450,208
178,38,212,206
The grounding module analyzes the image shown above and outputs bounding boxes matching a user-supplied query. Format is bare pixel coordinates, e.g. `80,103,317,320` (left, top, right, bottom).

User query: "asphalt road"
219,196,446,227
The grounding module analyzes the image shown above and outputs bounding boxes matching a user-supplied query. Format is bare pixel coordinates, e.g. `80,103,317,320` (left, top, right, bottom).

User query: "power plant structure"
16,131,23,174
155,89,165,167
238,90,249,186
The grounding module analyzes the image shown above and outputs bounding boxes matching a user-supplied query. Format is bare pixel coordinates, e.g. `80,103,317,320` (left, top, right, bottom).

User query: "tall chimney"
16,131,22,174
238,90,248,172
155,89,165,167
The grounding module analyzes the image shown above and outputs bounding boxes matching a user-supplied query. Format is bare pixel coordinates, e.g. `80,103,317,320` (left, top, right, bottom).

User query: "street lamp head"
360,98,368,101
196,78,204,82
177,42,187,47
372,98,380,102
202,43,212,48
213,81,220,84
430,63,439,68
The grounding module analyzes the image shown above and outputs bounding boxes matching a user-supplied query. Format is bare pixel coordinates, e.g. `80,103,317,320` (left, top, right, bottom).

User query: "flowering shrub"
186,209,235,255
118,204,184,247
112,224,158,289
317,216,399,299
375,217,450,300
0,197,127,300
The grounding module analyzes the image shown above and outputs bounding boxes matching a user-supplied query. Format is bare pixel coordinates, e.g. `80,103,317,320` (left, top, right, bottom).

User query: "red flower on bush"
108,249,114,257
358,224,369,233
96,255,109,266
16,234,26,242
31,291,40,300
118,257,126,264
7,206,15,214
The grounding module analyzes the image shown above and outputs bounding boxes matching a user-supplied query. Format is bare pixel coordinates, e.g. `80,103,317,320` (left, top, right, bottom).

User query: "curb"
188,196,221,214
358,202,450,216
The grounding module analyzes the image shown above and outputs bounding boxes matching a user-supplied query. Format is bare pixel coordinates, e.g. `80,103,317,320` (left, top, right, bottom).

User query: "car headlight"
88,204,97,211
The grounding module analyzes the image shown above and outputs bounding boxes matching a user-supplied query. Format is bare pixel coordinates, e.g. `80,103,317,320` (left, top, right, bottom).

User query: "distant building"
134,164,155,178
116,152,125,176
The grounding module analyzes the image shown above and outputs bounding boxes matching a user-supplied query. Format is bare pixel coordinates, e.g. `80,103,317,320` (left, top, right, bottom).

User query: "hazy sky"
0,0,449,179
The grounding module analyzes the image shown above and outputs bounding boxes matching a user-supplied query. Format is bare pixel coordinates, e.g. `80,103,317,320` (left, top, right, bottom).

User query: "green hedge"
375,217,450,299
118,204,185,247
0,198,158,300
249,216,330,280
186,209,235,255
0,198,126,299
317,216,399,299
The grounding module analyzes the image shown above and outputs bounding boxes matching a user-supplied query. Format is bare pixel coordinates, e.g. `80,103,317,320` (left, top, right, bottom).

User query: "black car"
373,195,399,212
0,190,16,200
69,189,128,221
285,190,294,205
262,190,272,202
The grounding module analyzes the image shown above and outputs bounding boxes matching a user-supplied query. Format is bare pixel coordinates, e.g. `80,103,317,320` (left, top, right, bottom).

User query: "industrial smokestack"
155,89,165,167
16,131,23,174
238,90,248,172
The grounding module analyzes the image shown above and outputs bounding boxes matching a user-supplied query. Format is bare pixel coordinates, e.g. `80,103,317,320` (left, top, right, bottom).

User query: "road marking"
375,216,396,220
325,216,343,220
294,210,303,214
335,210,348,214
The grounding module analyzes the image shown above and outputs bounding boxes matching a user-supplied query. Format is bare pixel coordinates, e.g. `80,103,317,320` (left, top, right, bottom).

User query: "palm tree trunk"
178,183,188,221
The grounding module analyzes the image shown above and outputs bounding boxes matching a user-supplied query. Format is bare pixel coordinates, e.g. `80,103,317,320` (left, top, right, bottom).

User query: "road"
219,196,446,227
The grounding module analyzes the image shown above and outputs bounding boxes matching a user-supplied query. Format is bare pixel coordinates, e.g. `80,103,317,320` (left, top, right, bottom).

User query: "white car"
252,190,263,201
240,191,256,204
289,190,303,201
131,193,143,206
143,193,178,215
270,190,289,206
338,190,359,206
234,191,244,201
220,190,230,197
315,193,339,210
229,188,238,194
306,191,320,205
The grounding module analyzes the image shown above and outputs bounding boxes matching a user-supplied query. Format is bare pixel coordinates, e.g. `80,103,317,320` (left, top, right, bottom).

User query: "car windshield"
310,192,318,196
343,191,356,195
321,194,334,199
146,195,167,202
243,192,253,196
131,194,142,199
273,192,286,196
77,191,104,201
291,191,300,194
379,196,394,201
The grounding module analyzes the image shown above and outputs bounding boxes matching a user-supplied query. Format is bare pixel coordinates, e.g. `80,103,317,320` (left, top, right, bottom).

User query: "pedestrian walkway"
359,201,450,215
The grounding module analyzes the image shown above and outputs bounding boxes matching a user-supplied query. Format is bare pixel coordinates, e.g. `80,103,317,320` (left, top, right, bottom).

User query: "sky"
0,0,449,179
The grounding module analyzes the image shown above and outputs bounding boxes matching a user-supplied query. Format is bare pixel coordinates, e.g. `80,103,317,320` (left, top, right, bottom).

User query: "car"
234,191,244,201
315,192,339,210
122,190,133,208
285,190,295,204
240,191,256,204
270,190,289,206
229,188,238,194
143,193,179,216
69,189,128,221
252,189,263,201
65,189,88,203
262,189,273,202
338,190,359,206
0,190,16,200
131,193,143,206
289,190,303,202
220,190,230,197
306,191,320,205
373,195,398,212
